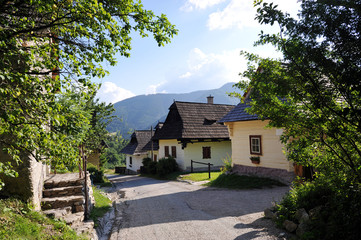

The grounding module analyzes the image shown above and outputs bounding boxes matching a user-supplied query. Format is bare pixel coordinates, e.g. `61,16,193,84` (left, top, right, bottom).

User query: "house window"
129,156,132,167
154,154,157,162
164,146,170,157
249,135,262,155
202,146,211,159
171,146,177,158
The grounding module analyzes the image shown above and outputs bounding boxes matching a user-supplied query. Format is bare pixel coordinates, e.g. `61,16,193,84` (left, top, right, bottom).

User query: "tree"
236,1,361,238
0,0,177,189
238,0,361,185
100,132,128,168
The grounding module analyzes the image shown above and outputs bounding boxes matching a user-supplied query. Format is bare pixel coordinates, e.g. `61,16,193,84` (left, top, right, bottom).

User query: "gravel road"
106,175,290,240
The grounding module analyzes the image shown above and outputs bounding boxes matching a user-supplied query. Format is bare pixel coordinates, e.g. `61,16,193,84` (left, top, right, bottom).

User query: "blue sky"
96,0,301,104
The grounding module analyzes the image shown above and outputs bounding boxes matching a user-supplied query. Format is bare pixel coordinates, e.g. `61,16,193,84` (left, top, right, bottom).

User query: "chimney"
207,95,214,104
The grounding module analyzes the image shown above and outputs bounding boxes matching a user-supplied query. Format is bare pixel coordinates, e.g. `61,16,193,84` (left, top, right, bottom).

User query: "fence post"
191,160,193,173
208,163,211,179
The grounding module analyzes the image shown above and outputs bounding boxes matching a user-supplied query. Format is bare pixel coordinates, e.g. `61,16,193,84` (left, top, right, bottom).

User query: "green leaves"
236,0,361,185
0,0,177,189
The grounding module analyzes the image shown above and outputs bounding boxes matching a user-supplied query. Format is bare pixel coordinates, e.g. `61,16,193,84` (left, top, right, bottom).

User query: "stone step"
71,220,95,235
43,185,83,198
42,206,72,219
41,196,84,212
44,178,84,189
63,212,85,225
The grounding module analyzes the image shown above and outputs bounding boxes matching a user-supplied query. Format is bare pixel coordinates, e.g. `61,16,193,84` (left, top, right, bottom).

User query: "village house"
219,99,295,183
152,96,234,171
120,129,159,173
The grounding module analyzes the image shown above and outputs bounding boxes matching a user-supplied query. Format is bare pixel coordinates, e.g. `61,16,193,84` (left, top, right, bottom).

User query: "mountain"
107,82,242,138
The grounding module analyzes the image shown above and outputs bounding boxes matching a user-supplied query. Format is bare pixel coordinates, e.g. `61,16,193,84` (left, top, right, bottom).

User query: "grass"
180,171,222,182
89,186,112,227
205,173,286,189
0,198,86,240
103,168,115,175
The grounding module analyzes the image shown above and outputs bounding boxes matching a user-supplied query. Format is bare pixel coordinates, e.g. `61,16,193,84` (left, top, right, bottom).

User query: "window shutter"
202,147,211,159
171,146,177,158
165,146,169,157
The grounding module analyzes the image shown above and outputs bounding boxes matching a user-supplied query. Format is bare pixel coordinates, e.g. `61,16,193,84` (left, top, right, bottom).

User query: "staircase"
41,173,95,236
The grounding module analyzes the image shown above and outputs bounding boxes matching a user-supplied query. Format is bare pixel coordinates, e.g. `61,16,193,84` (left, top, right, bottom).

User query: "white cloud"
207,0,301,31
97,82,135,104
146,82,167,95
157,48,248,93
207,0,257,30
179,72,192,79
181,0,226,11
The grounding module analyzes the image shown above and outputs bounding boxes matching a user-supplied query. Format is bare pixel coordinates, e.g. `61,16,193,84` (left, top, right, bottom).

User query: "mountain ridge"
107,82,242,138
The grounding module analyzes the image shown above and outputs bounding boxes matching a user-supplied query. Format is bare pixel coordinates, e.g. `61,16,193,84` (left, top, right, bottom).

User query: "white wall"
158,139,185,169
226,120,293,171
126,154,146,173
184,141,232,171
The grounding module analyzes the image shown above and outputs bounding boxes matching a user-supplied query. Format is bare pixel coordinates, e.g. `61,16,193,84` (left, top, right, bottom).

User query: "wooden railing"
190,160,213,179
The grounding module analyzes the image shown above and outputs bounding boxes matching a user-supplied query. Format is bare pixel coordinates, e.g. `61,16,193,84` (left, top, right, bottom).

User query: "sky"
95,0,302,104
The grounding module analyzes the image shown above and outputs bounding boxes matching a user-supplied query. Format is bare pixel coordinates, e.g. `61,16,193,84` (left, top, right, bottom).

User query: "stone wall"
0,149,48,210
233,164,295,184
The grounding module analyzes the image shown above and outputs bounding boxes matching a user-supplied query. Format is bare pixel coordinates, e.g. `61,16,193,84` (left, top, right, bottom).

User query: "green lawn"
89,186,112,227
180,171,222,182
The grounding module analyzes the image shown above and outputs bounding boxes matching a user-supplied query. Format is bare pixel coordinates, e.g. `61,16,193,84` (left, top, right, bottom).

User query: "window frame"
249,135,262,155
129,156,133,167
202,146,211,159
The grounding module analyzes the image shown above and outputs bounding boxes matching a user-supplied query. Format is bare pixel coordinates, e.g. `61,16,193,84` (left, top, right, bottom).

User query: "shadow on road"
107,174,290,240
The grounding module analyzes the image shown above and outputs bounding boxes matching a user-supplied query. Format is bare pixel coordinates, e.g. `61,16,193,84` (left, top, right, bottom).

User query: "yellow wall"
225,120,293,172
183,141,231,170
88,152,100,169
159,139,231,171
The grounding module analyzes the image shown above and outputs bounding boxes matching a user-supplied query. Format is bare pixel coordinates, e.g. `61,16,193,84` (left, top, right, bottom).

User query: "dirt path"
106,175,290,240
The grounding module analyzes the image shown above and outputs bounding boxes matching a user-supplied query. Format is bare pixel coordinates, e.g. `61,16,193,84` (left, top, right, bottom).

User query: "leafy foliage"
0,0,177,189
141,157,178,177
87,163,105,184
238,0,361,185
220,154,232,174
156,157,178,177
141,157,157,174
275,177,361,240
236,0,361,238
100,132,128,168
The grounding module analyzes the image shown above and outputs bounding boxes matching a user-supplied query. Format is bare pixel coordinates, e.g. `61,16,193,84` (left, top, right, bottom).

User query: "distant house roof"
218,100,259,123
153,101,235,140
120,130,159,155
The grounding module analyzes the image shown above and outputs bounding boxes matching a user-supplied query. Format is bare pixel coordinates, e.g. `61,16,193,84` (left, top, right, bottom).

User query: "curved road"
107,175,289,240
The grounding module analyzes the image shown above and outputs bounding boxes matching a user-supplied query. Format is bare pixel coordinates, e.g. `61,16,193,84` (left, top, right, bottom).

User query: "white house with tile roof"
153,96,234,171
120,129,159,173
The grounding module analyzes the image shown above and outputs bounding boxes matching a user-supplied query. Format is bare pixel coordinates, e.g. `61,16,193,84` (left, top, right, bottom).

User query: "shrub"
141,157,157,174
274,176,361,240
220,154,232,174
87,163,104,184
156,157,178,177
